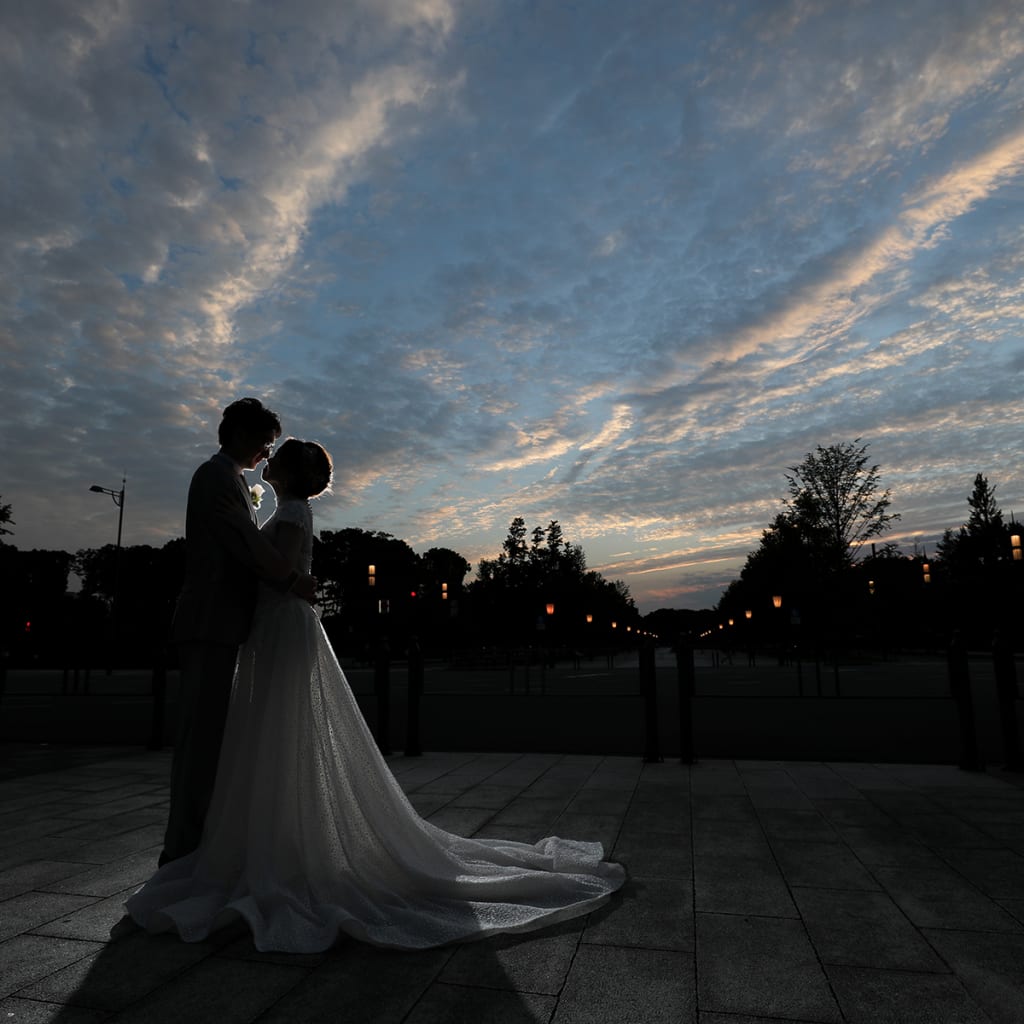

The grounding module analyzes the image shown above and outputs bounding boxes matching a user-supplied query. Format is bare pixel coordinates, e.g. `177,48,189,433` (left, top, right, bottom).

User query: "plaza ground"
2,745,1024,1022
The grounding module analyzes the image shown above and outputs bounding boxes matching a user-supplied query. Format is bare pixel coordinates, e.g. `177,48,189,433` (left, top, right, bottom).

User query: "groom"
160,397,316,866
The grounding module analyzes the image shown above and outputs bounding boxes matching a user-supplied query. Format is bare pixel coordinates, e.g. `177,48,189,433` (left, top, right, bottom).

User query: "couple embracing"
127,398,624,953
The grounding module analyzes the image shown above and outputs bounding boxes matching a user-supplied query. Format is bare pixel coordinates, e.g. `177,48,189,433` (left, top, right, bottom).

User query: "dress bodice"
263,498,313,574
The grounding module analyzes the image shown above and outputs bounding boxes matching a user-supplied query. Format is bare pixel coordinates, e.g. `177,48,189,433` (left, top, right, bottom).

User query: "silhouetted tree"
0,545,74,665
418,547,472,602
784,439,899,572
0,496,13,536
935,474,1022,647
72,540,185,665
937,473,1009,572
313,528,421,656
471,519,634,648
719,441,902,657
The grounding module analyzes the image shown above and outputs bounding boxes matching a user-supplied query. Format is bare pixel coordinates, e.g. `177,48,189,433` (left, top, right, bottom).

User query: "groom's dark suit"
161,451,286,865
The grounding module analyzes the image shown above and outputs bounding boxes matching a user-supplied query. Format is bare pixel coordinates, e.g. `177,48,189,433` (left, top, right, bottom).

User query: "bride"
127,438,625,952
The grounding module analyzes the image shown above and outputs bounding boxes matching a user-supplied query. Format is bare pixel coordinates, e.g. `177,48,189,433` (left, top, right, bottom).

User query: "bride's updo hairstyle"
275,438,333,499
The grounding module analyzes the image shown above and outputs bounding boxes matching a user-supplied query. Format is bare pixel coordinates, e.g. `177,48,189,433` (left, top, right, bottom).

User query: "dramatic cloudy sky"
3,0,1023,611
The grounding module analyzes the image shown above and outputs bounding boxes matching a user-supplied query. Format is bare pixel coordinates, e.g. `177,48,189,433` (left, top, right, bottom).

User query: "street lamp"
89,476,126,673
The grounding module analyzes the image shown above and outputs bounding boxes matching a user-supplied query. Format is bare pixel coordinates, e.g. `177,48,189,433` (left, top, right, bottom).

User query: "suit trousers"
161,641,239,865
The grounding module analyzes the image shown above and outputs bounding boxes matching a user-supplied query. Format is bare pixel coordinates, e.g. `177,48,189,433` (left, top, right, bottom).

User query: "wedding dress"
127,499,625,952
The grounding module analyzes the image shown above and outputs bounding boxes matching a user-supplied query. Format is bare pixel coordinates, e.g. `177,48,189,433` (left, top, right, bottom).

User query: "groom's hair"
218,398,282,445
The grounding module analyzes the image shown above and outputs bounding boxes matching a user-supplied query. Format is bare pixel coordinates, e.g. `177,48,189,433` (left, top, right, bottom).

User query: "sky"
3,0,1023,613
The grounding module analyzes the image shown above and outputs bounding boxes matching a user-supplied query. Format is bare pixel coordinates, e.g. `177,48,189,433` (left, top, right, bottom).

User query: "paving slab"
792,886,947,971
104,957,309,1024
31,886,142,942
613,828,692,879
696,911,841,1022
552,944,695,1024
582,875,694,951
254,944,450,1024
921,928,1024,1024
694,852,798,917
439,919,582,994
0,934,104,1000
873,864,1024,932
0,891,98,943
405,983,555,1024
41,848,164,898
826,964,990,1023
16,930,219,1011
0,994,109,1024
769,837,881,890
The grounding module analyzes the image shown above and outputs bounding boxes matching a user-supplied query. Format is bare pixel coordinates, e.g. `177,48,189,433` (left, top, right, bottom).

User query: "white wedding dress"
127,499,625,952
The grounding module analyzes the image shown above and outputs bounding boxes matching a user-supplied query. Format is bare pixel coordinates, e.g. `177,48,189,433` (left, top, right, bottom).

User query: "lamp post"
89,476,126,673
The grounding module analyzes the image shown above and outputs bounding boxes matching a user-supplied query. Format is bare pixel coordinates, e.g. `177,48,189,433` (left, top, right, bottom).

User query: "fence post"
374,637,392,756
676,641,695,764
992,630,1022,771
148,647,167,751
947,630,982,771
641,641,662,763
406,638,423,757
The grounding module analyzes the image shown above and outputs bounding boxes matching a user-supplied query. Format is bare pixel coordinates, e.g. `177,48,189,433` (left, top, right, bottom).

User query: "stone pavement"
2,746,1024,1023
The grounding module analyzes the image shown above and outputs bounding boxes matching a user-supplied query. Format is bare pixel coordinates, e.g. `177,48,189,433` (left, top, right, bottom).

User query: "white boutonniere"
250,484,265,510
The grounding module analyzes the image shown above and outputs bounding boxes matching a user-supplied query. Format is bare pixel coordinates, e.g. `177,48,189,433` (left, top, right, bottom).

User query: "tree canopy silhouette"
783,439,900,572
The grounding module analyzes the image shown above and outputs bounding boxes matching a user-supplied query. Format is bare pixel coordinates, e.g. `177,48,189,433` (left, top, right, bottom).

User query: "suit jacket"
171,453,285,646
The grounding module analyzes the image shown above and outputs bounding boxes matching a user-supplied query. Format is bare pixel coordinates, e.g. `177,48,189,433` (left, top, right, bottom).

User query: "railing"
673,638,1021,770
371,643,656,760
3,639,1018,770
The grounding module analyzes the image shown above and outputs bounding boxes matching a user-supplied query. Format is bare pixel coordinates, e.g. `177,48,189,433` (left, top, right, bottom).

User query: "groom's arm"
210,490,316,601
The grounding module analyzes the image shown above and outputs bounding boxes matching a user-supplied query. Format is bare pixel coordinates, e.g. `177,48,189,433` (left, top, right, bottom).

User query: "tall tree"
937,473,1010,571
935,473,1021,646
0,496,13,536
966,472,1003,531
501,517,528,568
784,439,899,571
